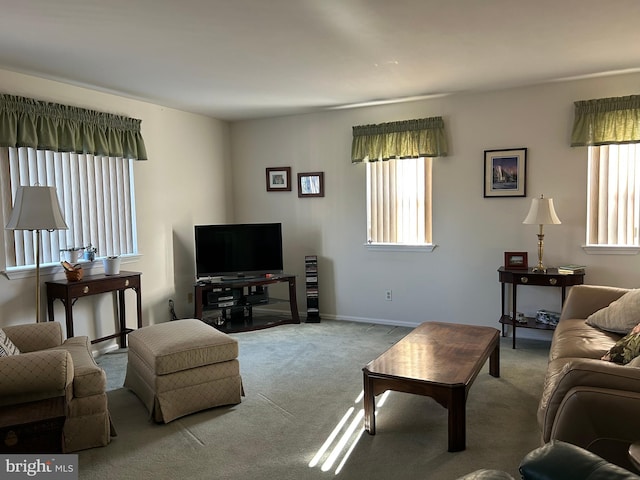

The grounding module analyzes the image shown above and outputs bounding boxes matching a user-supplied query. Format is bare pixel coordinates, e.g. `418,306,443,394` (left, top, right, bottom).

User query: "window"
586,143,640,247
366,157,432,246
2,146,137,271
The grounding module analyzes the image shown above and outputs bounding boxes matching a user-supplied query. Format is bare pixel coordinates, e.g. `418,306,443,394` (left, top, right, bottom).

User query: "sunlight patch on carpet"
309,390,390,475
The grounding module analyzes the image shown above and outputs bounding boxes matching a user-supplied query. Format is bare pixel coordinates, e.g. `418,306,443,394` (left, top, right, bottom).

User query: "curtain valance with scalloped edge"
571,95,640,147
0,94,148,160
351,116,448,163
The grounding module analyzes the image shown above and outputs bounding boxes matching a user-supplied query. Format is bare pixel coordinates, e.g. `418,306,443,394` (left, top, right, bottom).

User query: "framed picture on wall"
484,148,527,197
266,167,292,191
298,172,324,197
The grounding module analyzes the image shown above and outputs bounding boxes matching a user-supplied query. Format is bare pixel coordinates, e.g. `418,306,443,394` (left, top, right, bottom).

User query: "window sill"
2,254,142,280
364,243,436,252
582,245,640,255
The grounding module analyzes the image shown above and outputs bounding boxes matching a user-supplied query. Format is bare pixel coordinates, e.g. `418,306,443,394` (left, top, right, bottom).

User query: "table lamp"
522,194,561,273
6,185,68,322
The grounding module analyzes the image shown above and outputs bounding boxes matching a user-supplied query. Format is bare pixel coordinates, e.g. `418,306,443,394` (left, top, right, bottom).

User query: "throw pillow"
586,289,640,334
602,323,640,364
0,328,20,357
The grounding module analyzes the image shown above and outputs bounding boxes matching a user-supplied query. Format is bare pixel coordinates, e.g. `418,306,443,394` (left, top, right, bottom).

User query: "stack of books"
557,264,586,275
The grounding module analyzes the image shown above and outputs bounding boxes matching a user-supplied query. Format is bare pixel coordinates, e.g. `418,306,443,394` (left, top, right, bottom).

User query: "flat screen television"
194,223,284,280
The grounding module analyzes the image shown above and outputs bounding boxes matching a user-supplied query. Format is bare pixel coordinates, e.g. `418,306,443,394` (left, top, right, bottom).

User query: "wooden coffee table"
363,321,500,452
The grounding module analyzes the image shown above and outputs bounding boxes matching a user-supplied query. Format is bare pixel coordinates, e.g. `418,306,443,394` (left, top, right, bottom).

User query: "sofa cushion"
549,318,620,362
0,328,20,357
627,355,640,367
586,288,640,334
602,323,640,364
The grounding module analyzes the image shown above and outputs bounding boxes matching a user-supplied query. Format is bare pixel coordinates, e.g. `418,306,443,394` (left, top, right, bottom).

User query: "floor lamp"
522,194,561,273
6,186,68,322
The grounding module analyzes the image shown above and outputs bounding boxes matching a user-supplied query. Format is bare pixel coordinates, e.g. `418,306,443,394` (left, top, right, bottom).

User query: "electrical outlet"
385,290,392,301
187,293,193,303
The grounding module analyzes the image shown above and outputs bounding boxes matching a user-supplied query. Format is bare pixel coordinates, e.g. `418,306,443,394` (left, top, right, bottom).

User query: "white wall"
230,72,640,337
2,68,639,346
0,69,232,350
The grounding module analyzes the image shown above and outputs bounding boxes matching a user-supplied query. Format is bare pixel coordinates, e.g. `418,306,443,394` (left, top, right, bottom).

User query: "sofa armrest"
539,359,640,442
0,349,73,405
3,322,64,352
520,440,639,480
559,285,630,321
550,387,640,472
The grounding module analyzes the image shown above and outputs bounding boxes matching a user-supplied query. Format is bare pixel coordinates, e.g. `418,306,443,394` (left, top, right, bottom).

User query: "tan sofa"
0,321,115,452
537,284,640,471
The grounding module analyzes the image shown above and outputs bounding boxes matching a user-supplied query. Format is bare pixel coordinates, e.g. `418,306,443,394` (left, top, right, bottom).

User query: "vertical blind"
587,144,640,245
2,147,136,268
366,157,432,244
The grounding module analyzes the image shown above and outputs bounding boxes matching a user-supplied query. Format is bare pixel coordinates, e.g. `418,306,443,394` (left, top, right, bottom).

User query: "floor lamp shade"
6,186,68,231
6,186,68,322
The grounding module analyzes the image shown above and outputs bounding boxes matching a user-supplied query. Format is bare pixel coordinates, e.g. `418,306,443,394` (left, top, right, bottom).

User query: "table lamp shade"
522,194,560,273
6,186,68,231
522,195,561,225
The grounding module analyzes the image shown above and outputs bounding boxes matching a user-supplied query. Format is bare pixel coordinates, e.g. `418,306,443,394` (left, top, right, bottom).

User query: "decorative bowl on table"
62,261,84,282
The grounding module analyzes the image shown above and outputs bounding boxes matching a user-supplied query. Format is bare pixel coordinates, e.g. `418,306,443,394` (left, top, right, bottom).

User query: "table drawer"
513,274,563,286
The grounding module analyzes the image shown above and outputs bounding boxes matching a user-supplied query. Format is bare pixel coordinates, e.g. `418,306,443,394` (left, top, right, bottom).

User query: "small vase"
103,256,120,275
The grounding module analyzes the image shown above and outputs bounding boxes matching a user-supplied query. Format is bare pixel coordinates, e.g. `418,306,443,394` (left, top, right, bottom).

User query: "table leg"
500,282,506,337
288,278,300,323
135,286,142,328
363,370,376,435
489,341,500,378
118,290,127,348
448,387,466,452
64,295,74,338
47,298,55,323
511,283,517,349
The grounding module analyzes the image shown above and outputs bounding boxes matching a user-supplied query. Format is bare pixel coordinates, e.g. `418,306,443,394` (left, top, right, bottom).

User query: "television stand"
193,274,300,333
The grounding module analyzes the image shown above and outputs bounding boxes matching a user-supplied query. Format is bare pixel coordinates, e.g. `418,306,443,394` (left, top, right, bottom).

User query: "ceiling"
1,0,640,121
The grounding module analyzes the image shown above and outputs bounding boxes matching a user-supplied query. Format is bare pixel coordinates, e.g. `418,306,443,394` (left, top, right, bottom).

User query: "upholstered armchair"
0,321,114,452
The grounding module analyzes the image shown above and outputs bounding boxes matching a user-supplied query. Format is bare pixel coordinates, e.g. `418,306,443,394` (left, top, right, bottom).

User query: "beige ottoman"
124,319,242,423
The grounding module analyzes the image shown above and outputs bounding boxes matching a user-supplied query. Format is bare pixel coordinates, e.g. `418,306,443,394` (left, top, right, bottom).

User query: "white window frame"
365,157,436,252
1,147,140,278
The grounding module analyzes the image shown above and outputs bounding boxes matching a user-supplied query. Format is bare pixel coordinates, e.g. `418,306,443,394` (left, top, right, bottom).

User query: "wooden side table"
46,271,142,347
498,267,584,349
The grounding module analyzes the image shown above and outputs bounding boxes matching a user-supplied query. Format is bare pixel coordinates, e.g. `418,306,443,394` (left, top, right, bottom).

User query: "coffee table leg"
448,387,466,452
363,370,376,435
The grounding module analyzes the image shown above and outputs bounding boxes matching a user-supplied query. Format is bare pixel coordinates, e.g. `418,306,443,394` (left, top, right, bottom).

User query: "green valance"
571,94,640,147
351,116,448,163
0,94,148,160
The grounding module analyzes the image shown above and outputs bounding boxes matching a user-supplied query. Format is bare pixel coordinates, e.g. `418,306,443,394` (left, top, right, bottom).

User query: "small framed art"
504,252,528,270
266,167,292,191
298,172,324,198
484,148,527,198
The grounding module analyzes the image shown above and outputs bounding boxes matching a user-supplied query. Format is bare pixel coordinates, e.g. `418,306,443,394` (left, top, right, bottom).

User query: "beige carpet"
85,320,550,480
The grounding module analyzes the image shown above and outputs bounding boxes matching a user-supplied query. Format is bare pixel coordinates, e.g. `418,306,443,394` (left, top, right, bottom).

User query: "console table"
194,274,300,332
498,267,584,349
46,271,142,347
